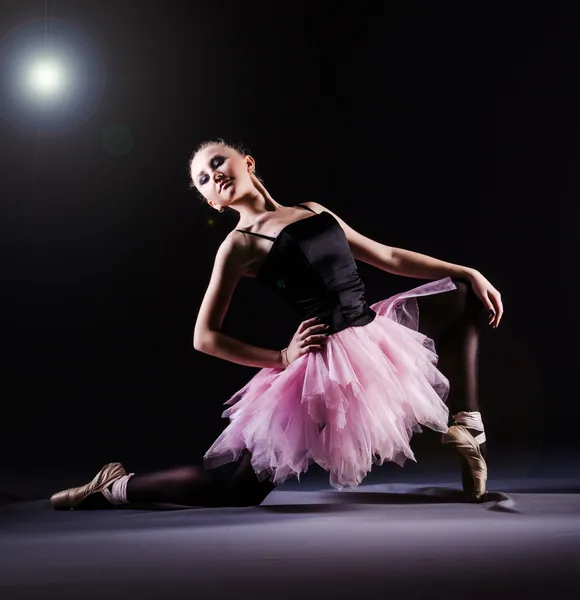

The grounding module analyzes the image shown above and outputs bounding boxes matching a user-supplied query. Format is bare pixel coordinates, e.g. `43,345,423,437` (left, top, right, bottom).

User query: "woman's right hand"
283,317,330,366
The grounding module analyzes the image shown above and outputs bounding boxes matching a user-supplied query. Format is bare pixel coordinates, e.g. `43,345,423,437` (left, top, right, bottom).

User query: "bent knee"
453,278,486,323
451,278,485,320
451,278,470,298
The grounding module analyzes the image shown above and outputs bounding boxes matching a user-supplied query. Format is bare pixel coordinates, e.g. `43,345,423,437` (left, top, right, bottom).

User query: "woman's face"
190,144,255,211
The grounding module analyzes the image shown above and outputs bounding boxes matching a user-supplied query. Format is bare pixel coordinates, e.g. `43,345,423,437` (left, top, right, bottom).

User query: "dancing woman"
50,140,503,510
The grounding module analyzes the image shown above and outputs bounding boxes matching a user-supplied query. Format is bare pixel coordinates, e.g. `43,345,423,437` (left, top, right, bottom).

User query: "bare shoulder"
215,229,255,276
193,230,254,343
299,201,394,263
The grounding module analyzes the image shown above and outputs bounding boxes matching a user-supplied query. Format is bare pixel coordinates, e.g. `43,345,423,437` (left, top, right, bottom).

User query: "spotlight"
25,57,68,98
0,19,104,134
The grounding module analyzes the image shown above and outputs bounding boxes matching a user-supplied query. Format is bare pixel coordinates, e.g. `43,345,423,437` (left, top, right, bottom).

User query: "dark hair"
188,138,257,200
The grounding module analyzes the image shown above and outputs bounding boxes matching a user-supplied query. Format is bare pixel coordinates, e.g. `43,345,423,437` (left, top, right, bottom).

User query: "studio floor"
1,450,579,600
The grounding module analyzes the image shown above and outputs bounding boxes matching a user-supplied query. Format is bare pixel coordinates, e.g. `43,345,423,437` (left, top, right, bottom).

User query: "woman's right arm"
193,232,284,369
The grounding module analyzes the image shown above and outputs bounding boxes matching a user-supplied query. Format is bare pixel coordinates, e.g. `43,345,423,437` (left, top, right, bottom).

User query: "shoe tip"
50,491,70,510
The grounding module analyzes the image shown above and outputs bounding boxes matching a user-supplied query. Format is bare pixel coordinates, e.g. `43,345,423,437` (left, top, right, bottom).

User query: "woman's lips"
220,179,233,192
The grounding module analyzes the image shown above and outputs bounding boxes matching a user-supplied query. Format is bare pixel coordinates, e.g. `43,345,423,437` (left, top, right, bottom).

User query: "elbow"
192,334,206,352
193,329,216,353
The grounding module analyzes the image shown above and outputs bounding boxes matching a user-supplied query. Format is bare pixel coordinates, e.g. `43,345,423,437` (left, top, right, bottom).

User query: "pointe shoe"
441,425,487,501
50,462,126,510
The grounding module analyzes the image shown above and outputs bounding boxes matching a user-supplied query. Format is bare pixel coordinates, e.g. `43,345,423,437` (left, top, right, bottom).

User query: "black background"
1,1,577,473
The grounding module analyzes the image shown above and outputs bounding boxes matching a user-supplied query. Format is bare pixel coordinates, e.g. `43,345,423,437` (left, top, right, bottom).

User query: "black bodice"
236,205,376,334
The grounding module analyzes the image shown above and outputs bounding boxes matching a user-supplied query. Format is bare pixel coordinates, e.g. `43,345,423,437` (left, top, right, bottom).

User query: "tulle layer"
203,277,457,490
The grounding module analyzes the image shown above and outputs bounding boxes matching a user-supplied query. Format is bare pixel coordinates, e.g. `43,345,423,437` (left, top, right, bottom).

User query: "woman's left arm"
302,202,504,328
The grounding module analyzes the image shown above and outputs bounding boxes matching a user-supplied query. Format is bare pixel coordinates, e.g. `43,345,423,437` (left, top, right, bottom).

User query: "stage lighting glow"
0,19,104,134
25,57,68,97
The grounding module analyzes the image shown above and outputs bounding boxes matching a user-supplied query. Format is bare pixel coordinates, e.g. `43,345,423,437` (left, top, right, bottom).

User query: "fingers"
297,317,320,334
304,333,329,345
288,319,330,363
299,333,330,355
304,323,330,337
490,291,504,328
480,293,494,326
485,290,504,329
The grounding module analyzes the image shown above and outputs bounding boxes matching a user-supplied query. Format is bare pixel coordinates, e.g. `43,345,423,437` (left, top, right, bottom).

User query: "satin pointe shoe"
50,462,126,510
441,425,487,502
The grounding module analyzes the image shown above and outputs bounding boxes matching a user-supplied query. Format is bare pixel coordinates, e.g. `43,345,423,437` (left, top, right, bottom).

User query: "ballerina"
50,139,502,510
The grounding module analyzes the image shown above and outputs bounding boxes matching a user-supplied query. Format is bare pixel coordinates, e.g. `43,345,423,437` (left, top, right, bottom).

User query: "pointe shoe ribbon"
441,425,487,501
50,462,126,510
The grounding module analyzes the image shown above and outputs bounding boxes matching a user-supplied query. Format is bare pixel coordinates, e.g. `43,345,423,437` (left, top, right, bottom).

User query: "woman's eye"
199,155,226,185
211,155,226,169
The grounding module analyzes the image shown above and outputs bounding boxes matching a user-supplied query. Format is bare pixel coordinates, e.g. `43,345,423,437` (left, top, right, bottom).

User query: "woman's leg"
125,450,275,508
52,450,275,509
125,464,222,507
416,280,486,431
415,279,488,498
126,450,275,508
221,450,277,507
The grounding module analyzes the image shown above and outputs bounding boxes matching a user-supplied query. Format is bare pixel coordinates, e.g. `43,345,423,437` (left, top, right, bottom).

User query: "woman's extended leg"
127,450,274,506
127,450,275,507
50,450,275,509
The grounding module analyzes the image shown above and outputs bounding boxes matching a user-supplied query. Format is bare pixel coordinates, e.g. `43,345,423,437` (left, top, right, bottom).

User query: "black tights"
416,278,486,417
126,450,275,508
126,279,485,508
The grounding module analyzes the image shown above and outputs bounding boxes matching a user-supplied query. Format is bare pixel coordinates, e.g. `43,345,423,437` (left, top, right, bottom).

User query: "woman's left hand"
467,270,504,328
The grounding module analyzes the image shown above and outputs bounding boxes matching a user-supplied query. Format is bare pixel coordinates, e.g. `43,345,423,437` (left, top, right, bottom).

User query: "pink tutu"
203,277,456,490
